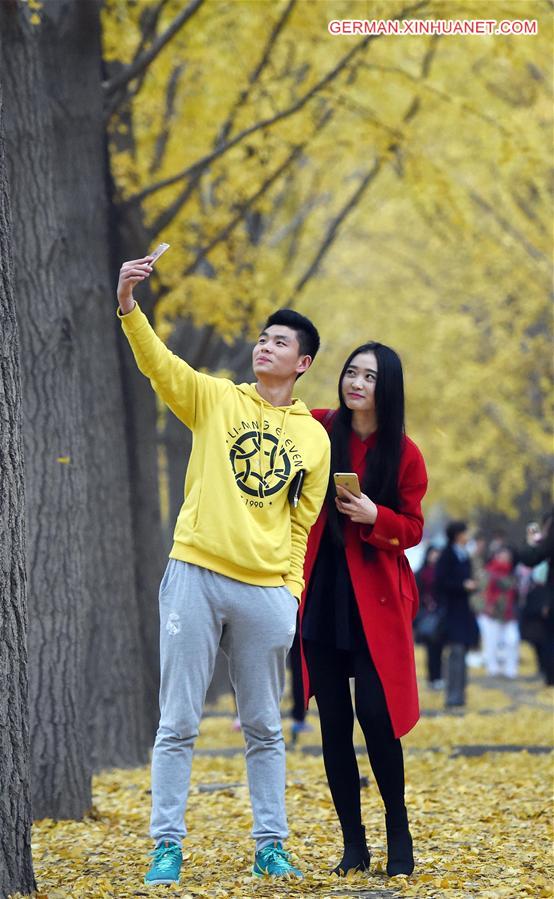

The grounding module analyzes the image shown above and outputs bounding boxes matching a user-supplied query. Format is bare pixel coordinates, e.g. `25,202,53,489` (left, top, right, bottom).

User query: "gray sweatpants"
150,560,298,850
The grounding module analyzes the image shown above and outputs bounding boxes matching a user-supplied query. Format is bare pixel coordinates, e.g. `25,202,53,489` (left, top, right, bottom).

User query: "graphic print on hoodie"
119,303,330,597
228,411,303,502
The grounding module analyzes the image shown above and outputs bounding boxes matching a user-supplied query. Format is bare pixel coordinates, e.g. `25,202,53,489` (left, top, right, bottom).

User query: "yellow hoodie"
119,303,330,598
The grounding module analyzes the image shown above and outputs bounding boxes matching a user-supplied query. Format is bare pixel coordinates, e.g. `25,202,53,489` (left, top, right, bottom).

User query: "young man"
116,255,330,885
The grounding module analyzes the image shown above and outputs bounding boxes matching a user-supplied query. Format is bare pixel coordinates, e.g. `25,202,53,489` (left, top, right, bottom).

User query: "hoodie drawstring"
257,400,291,493
275,407,291,472
258,398,264,489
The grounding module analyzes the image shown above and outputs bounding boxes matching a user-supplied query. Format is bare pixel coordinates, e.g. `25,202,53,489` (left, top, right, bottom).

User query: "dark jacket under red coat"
299,410,428,739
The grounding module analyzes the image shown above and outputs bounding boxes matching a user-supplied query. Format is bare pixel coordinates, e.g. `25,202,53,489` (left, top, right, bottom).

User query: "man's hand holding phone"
117,244,170,314
526,522,541,546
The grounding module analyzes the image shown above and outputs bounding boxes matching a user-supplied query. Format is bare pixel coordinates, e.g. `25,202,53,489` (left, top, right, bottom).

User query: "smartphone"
333,472,361,497
149,242,170,264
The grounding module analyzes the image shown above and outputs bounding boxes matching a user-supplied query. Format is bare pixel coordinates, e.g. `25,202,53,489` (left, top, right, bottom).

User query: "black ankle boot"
385,811,414,876
332,825,371,876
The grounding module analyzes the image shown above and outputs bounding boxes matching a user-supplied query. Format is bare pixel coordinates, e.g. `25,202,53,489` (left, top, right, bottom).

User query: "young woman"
299,342,427,877
481,547,519,678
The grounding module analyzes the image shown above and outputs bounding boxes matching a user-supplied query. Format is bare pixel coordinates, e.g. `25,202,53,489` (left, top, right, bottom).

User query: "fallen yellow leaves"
10,644,554,899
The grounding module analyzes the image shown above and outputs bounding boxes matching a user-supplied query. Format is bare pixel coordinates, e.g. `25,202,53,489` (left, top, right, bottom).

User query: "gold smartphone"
149,242,170,263
333,472,361,497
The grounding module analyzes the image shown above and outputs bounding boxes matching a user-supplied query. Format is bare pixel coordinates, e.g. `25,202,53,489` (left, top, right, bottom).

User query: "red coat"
299,410,428,739
484,559,517,621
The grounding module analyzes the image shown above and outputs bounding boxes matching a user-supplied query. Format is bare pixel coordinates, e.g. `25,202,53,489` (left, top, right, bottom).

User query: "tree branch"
182,105,333,272
360,60,515,139
146,1,295,237
469,190,547,263
149,63,186,175
286,31,438,303
289,159,382,303
148,179,198,241
484,402,554,472
122,36,369,206
134,0,172,62
184,142,307,275
103,0,204,98
269,194,329,249
402,35,439,123
216,0,297,148
122,0,428,208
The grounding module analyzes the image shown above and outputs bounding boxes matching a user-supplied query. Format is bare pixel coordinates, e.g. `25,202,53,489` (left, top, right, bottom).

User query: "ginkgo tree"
103,0,552,521
0,3,550,880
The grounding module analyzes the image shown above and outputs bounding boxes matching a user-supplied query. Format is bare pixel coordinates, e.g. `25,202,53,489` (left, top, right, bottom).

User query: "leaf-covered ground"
14,644,553,899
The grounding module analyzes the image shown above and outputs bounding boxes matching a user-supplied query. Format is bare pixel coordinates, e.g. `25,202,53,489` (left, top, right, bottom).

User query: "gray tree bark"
37,0,156,770
0,2,92,820
0,78,37,899
0,0,158,823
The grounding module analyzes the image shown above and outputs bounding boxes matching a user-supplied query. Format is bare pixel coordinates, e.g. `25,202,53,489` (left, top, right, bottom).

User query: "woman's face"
495,548,512,566
341,351,378,414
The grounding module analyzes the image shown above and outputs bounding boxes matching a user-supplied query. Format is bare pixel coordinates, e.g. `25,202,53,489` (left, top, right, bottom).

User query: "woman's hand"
335,486,378,524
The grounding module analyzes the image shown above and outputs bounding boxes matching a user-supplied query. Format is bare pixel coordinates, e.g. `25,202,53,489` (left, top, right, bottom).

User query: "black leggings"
289,630,306,721
304,639,406,837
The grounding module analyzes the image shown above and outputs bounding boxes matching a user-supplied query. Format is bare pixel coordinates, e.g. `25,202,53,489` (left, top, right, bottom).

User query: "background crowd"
413,510,554,707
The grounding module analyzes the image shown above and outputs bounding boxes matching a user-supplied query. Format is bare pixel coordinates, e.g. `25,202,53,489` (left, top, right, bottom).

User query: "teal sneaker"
252,841,303,878
144,841,182,885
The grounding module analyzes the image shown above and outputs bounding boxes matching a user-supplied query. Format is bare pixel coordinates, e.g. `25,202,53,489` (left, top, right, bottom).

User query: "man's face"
252,325,311,381
456,529,469,546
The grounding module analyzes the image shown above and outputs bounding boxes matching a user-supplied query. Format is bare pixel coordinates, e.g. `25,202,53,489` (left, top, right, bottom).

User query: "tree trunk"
0,2,92,820
36,0,156,770
1,0,162,817
0,78,37,899
110,206,167,726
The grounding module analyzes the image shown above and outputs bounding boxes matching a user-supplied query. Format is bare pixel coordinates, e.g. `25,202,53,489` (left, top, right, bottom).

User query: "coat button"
380,596,387,604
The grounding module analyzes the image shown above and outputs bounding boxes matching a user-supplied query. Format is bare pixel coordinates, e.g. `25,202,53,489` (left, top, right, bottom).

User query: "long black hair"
326,342,405,548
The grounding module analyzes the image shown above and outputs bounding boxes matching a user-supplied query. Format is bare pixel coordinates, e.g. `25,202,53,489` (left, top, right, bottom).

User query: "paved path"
198,670,551,899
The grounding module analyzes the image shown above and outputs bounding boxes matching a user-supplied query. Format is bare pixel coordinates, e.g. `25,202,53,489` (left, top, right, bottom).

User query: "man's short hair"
263,308,320,360
446,520,468,543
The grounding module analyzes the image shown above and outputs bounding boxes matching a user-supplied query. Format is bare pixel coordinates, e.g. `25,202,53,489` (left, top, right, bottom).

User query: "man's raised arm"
116,256,230,429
